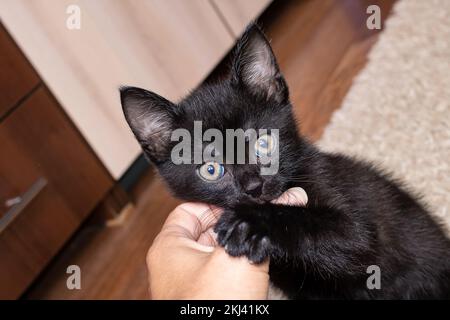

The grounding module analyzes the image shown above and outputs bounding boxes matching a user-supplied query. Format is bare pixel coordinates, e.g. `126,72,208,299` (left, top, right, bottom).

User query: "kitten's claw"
214,213,271,264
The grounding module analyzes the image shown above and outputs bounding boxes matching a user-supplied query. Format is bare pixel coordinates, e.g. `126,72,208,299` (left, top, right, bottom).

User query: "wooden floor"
26,0,396,299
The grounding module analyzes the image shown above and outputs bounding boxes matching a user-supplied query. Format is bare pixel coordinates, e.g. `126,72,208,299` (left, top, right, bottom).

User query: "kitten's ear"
120,86,176,163
231,24,288,103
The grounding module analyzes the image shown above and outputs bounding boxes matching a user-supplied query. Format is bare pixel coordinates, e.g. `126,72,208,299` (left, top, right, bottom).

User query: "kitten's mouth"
239,191,283,205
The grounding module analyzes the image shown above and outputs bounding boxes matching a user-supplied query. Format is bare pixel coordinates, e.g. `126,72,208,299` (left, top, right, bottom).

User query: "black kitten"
120,25,450,299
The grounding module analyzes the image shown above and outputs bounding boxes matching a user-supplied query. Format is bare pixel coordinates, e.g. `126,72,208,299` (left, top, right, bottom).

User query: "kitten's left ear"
120,86,177,164
231,24,289,103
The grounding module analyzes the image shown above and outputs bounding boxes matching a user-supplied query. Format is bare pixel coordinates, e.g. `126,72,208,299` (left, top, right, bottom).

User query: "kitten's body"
267,150,450,299
121,25,450,299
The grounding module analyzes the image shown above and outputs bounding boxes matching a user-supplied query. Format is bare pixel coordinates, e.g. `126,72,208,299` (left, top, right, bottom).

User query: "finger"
197,227,218,247
161,203,223,241
271,187,308,206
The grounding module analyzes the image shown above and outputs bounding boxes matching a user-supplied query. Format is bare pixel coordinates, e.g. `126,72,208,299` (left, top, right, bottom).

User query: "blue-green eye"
198,162,224,181
259,139,268,148
255,134,276,157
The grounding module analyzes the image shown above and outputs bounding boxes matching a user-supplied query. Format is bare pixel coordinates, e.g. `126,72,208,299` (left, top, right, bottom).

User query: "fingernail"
288,187,308,206
272,187,308,206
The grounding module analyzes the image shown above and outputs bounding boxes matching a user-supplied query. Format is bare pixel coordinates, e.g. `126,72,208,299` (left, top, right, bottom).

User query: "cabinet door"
0,24,39,119
211,0,272,37
0,0,234,178
0,87,112,299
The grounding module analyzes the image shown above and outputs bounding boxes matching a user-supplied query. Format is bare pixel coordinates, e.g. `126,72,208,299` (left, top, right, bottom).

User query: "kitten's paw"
214,212,271,264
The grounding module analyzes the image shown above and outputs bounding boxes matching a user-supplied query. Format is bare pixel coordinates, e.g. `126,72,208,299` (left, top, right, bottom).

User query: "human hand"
146,187,308,300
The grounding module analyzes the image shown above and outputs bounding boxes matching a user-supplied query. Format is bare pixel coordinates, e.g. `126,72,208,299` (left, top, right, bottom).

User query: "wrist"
197,248,269,299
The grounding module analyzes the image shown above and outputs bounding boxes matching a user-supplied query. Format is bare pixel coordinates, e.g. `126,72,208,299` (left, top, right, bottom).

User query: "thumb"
271,187,308,206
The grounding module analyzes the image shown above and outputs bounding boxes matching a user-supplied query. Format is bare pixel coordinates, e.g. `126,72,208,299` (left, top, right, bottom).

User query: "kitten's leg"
214,203,375,275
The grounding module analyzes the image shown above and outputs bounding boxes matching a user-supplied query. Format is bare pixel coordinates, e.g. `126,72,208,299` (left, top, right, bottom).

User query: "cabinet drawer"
0,86,113,219
0,86,113,298
0,24,40,119
0,181,79,299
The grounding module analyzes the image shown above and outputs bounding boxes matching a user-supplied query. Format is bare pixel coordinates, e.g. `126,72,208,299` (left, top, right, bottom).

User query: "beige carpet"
318,0,450,230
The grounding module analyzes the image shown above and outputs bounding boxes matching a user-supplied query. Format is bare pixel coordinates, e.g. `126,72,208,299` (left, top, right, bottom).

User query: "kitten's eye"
197,162,225,182
255,134,276,157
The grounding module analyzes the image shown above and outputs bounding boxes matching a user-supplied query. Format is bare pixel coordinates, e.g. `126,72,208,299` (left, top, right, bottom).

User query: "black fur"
121,25,450,299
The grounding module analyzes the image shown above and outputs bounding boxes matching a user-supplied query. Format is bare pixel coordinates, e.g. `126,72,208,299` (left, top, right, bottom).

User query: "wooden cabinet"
0,1,271,299
0,0,234,178
0,25,39,119
0,0,271,179
0,27,113,299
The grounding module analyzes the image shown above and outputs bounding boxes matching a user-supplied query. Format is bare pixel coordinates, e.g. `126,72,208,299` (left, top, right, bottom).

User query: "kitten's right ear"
231,24,288,103
120,86,177,163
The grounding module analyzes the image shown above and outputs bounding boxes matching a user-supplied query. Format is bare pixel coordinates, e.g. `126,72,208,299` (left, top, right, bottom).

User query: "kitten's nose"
242,178,263,198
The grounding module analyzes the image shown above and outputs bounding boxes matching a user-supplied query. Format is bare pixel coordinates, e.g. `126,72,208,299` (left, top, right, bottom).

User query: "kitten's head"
121,25,304,207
